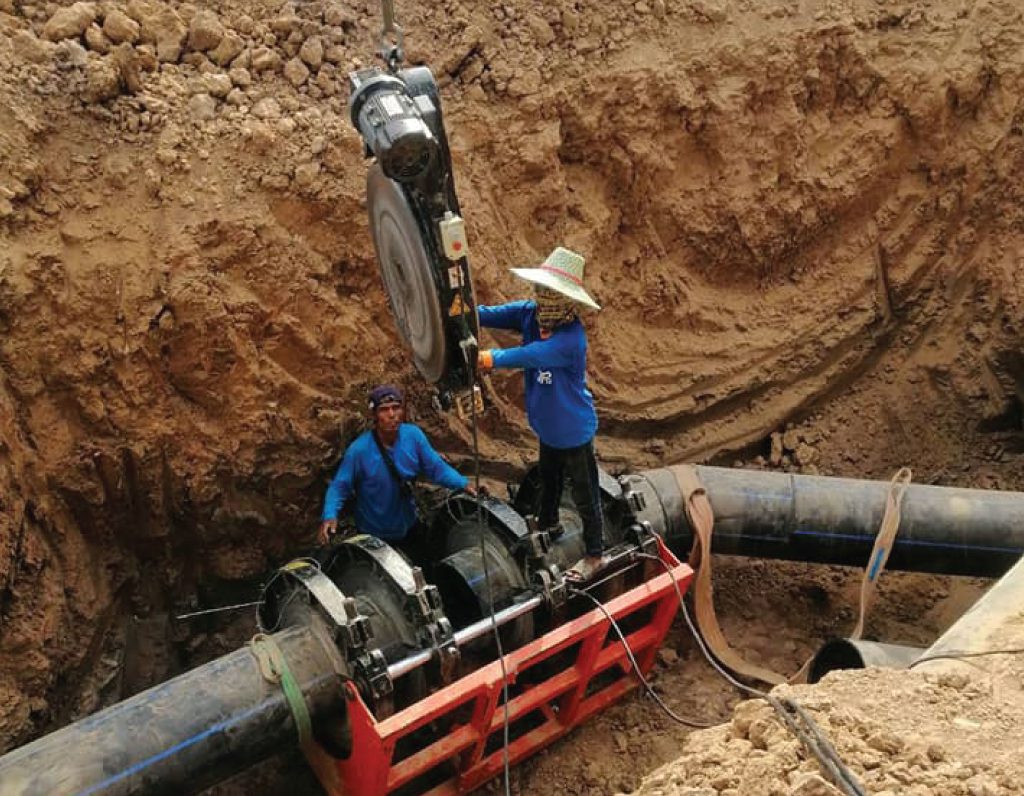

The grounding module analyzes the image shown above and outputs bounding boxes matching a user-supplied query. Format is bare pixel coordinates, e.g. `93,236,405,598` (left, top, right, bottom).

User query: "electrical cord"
635,552,867,796
471,420,512,796
908,647,1024,669
567,585,713,728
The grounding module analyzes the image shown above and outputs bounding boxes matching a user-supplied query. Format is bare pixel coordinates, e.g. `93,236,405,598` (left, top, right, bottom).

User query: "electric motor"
348,69,439,183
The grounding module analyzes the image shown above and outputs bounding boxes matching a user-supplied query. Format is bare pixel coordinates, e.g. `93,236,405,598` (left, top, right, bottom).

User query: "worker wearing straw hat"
476,247,606,582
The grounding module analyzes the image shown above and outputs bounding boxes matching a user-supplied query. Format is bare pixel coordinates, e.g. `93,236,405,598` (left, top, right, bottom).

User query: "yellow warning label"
449,294,466,316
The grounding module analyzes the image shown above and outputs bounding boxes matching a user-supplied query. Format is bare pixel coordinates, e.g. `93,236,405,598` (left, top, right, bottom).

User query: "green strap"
250,633,313,748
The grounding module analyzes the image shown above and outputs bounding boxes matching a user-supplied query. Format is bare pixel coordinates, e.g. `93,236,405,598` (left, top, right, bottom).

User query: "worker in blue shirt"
318,385,475,555
476,247,605,582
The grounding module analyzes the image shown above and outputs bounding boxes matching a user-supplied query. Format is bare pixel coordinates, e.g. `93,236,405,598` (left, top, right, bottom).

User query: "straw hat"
509,247,601,311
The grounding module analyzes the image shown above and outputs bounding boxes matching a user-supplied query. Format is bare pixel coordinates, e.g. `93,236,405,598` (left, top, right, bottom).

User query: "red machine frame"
309,541,693,795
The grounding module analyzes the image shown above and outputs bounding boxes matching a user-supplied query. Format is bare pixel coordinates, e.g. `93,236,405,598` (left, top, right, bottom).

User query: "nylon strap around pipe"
669,464,912,686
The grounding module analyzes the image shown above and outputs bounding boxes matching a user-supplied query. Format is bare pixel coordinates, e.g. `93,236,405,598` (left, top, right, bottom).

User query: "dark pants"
390,520,432,568
537,440,605,557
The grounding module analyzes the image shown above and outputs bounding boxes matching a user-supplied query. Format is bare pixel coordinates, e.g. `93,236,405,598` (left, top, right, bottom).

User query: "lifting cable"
456,278,512,793
377,0,404,71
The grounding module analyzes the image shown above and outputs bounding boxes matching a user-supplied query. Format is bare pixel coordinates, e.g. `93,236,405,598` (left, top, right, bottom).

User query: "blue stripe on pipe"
689,529,1023,555
75,653,241,729
791,529,1024,554
72,698,274,796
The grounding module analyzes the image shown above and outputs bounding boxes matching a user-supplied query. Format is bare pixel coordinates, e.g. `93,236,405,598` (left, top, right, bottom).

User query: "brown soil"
3,0,1024,792
631,660,1024,796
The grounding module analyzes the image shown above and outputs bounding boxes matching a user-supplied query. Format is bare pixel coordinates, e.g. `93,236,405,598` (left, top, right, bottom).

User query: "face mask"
535,286,577,330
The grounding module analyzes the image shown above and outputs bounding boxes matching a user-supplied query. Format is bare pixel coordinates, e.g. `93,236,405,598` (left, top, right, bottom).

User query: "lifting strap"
250,633,314,747
670,464,912,686
250,633,348,793
850,467,912,640
671,465,787,685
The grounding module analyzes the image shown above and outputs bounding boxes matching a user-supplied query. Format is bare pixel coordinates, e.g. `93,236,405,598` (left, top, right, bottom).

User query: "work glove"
477,350,494,373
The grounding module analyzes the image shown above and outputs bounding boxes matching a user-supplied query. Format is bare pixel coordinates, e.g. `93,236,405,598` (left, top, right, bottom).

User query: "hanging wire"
455,261,512,796
175,601,262,621
567,585,713,728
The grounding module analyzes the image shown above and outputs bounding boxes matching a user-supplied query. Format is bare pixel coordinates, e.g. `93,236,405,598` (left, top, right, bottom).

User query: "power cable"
908,647,1024,669
567,586,712,728
635,552,867,796
469,397,512,796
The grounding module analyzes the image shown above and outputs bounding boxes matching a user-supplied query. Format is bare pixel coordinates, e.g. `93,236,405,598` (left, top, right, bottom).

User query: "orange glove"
477,350,494,373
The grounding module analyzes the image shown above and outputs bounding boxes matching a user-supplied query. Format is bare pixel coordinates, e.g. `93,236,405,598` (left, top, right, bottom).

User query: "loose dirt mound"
2,0,1024,790
633,660,1024,796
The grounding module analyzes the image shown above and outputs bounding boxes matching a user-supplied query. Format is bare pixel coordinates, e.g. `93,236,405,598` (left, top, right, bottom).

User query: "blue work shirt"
478,300,598,449
321,424,468,540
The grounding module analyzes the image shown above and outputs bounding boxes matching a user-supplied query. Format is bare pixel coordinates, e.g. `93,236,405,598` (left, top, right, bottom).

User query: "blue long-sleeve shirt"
321,424,468,540
478,300,598,449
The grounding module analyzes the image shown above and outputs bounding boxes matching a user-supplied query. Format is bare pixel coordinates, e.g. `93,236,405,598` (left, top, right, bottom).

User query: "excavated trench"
3,0,1024,793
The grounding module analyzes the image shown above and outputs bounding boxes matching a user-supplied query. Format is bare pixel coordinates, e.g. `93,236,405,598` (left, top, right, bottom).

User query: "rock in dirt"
103,9,140,44
209,30,243,67
283,56,309,87
43,1,97,41
81,54,121,103
84,23,111,53
789,774,842,796
188,10,224,53
188,92,216,121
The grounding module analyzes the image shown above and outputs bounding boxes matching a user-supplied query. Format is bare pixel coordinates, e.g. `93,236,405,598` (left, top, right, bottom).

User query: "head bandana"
368,384,403,411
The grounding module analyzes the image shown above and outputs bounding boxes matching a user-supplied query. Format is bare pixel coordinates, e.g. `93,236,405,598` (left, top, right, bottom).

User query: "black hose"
567,586,712,729
635,552,867,796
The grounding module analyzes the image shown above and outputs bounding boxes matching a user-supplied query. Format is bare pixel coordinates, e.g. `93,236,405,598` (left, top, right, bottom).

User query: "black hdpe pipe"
5,466,1024,796
808,639,925,683
810,554,1024,681
632,466,1024,578
0,625,347,796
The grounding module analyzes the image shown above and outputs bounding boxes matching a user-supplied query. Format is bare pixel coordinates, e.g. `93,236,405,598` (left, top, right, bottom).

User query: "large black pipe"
808,639,924,683
0,623,347,796
632,466,1024,577
6,465,1024,796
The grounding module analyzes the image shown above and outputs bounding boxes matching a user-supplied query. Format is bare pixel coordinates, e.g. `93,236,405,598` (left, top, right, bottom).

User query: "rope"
671,465,787,685
671,465,913,685
249,633,313,749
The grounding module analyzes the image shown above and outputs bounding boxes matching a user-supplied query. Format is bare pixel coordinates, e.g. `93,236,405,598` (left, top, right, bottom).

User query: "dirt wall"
2,0,1024,760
